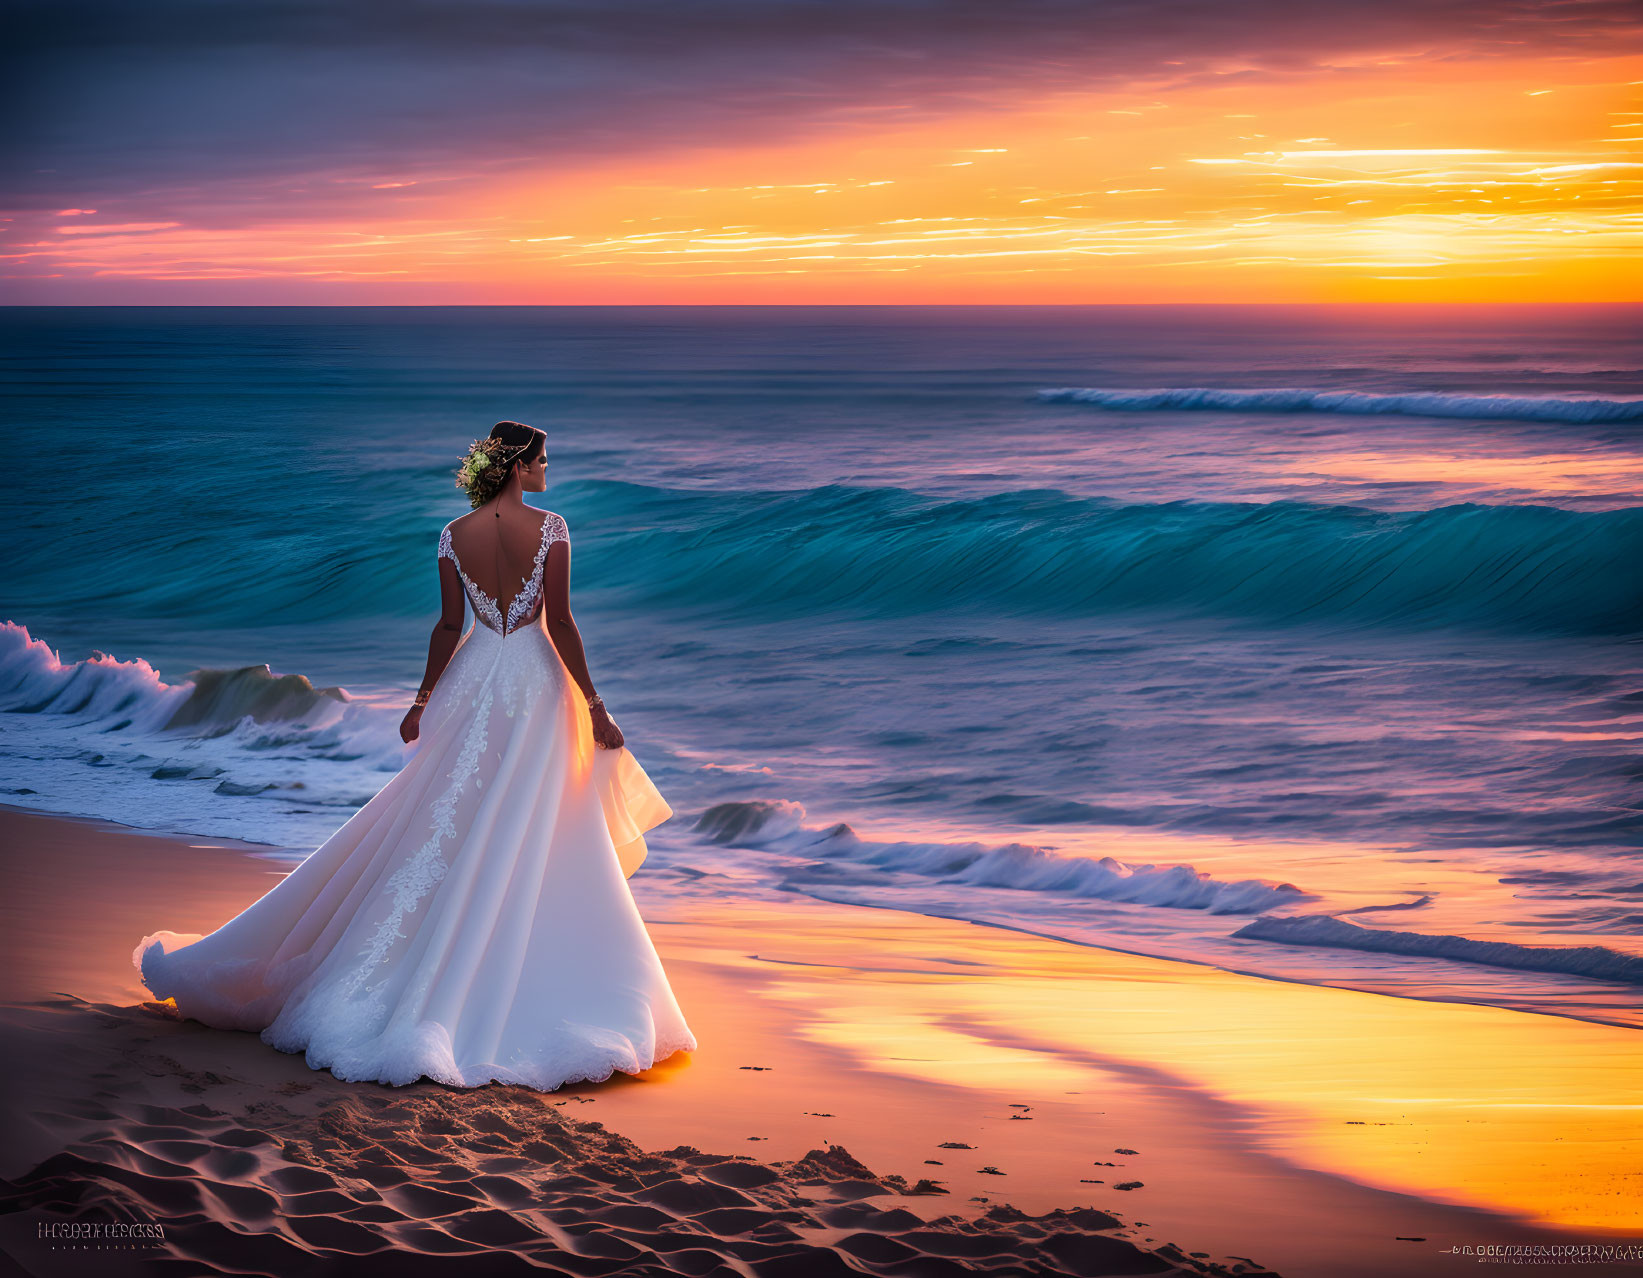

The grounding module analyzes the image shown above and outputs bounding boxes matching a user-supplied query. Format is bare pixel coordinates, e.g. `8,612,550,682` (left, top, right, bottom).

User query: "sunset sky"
4,0,1640,304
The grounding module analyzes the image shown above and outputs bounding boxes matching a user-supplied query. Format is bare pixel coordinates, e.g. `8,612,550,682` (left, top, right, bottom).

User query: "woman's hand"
591,703,624,750
399,706,422,744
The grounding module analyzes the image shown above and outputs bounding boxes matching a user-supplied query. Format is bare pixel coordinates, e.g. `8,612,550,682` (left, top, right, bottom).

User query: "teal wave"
5,480,1639,636
568,481,1643,635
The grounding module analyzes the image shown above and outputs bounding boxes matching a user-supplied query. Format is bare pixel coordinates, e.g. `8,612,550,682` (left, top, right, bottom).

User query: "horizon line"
2,300,1638,310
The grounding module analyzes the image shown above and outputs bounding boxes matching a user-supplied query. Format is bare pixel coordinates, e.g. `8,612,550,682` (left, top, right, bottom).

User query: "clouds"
6,0,1639,211
3,0,1637,305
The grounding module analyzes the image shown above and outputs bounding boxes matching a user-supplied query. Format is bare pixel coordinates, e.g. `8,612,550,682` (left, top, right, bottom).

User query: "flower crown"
455,435,532,494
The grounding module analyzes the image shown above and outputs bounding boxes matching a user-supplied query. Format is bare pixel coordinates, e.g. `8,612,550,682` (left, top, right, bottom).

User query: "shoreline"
1,803,1639,1276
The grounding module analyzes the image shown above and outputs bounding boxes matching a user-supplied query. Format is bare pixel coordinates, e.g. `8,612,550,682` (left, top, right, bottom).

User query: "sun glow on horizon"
3,56,1639,303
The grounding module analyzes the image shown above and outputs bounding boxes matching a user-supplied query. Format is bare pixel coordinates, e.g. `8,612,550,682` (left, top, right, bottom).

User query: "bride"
135,421,697,1091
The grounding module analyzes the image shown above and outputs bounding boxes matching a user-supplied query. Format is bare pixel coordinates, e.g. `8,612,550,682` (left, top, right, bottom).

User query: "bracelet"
586,693,604,713
412,688,431,708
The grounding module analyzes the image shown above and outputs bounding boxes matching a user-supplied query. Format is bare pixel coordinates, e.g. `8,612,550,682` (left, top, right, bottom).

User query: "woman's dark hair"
457,420,547,509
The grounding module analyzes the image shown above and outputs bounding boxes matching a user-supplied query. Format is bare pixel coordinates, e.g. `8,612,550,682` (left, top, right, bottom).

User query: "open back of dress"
440,511,569,635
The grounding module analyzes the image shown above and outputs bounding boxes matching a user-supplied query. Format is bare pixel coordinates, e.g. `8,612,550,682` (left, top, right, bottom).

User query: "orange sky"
5,54,1639,302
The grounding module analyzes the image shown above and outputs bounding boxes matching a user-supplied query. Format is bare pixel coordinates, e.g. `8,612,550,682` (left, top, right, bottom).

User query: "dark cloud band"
5,0,1638,211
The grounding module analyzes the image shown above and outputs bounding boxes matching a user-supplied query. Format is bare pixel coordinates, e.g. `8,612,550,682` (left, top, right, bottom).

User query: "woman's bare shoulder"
448,507,564,538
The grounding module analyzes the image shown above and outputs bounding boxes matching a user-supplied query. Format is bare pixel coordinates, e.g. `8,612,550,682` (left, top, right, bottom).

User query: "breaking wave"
1038,385,1643,424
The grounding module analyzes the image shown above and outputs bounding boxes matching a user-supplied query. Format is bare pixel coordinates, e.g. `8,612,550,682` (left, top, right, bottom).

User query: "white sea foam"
1038,385,1643,424
694,799,1312,914
0,622,410,848
1233,912,1643,985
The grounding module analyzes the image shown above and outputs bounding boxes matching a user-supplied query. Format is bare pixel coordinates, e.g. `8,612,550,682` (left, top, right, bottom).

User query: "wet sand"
2,804,1638,1276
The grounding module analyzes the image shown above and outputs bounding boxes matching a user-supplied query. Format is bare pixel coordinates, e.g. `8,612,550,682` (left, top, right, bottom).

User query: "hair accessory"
455,433,534,508
459,436,528,478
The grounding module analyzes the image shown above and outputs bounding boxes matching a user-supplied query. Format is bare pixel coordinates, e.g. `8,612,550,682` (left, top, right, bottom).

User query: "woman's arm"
542,540,624,749
400,557,466,743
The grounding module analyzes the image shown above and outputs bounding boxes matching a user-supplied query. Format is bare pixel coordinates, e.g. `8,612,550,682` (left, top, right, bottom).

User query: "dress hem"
257,1027,700,1094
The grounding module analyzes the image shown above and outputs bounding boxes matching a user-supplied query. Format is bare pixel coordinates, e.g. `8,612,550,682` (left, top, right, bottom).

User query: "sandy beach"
1,803,1639,1277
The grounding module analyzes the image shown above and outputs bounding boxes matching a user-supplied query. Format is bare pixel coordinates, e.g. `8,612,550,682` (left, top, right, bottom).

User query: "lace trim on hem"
340,678,496,1001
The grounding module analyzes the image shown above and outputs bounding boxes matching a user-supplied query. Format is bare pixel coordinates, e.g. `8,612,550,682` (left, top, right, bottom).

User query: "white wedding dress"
135,509,697,1091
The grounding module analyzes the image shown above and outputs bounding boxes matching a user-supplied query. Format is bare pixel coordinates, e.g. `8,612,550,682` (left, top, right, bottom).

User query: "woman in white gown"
135,421,697,1091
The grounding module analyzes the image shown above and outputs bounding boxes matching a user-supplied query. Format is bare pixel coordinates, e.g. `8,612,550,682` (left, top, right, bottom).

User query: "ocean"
3,303,1640,1028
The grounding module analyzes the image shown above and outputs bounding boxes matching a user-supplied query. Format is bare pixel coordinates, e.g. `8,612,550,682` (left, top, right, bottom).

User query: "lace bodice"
439,511,568,635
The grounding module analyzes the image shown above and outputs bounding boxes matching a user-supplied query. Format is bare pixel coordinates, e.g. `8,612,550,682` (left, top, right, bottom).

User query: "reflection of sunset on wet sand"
741,905,1642,1231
